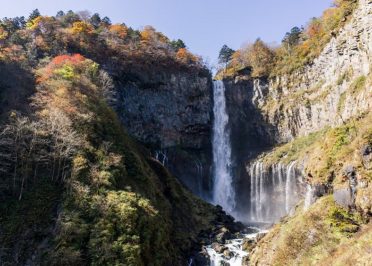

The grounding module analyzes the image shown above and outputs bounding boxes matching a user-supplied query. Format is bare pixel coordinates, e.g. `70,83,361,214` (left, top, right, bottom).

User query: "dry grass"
261,112,372,184
250,196,369,266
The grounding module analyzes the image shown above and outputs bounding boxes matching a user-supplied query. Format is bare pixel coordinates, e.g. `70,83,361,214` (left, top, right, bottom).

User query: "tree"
63,10,80,25
218,44,235,66
90,13,101,28
56,11,65,18
28,9,41,22
109,24,127,39
245,39,275,77
170,39,186,51
282,26,302,53
71,21,93,35
102,16,112,26
0,26,8,42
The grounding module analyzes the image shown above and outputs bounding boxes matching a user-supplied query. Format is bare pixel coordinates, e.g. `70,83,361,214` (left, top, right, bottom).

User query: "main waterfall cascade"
248,161,306,223
212,80,235,214
211,80,306,222
208,81,308,265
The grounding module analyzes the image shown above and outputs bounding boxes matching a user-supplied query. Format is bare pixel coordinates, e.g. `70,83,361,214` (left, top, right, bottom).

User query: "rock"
114,70,213,197
192,250,210,266
242,238,256,252
211,242,227,254
256,232,267,242
223,250,234,260
216,230,232,244
344,165,356,179
361,145,372,169
334,188,354,209
242,255,250,266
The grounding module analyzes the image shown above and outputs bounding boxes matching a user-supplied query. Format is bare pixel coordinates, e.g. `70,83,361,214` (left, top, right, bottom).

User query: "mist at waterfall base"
211,80,306,226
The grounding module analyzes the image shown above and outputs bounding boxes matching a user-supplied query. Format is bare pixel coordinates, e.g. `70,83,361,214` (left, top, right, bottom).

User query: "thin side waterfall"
285,161,297,213
304,185,314,210
248,161,304,223
212,80,235,214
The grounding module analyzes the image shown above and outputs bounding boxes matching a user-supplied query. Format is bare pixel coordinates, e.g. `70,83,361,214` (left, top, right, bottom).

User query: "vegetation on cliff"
250,195,370,266
216,0,358,79
0,10,217,266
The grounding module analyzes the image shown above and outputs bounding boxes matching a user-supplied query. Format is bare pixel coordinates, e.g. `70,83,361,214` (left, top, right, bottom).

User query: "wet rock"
192,250,210,266
211,242,227,254
216,230,232,244
242,238,256,252
242,255,250,266
223,250,234,260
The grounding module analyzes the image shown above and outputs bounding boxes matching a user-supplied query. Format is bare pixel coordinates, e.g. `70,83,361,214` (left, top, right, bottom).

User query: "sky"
0,0,333,66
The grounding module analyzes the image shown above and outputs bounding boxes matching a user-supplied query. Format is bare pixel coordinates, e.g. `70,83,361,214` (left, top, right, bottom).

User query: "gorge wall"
222,0,372,223
230,0,371,144
112,67,214,199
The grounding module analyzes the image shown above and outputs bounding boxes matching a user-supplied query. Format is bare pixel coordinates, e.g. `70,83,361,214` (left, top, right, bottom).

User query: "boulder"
334,188,354,209
192,250,210,266
211,242,227,254
216,230,232,244
242,238,256,252
223,250,234,260
361,145,372,169
242,255,250,266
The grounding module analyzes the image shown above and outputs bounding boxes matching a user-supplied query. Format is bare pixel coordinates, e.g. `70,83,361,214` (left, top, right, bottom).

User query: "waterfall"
154,150,168,166
248,161,304,223
212,80,235,214
304,185,314,210
285,161,296,213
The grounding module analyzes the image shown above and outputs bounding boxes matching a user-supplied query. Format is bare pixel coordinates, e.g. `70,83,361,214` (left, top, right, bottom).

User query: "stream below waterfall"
205,228,267,266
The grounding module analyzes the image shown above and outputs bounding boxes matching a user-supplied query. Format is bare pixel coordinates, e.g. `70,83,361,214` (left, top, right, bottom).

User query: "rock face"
222,0,372,216
251,0,371,143
113,68,213,198
222,79,278,213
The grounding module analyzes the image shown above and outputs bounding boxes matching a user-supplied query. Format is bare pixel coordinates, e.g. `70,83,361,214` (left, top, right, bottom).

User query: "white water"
248,161,304,223
206,231,262,266
304,185,314,210
212,80,235,214
285,161,297,213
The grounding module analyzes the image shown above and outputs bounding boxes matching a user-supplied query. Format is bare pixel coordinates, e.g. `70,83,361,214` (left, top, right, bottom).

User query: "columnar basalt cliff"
112,68,214,198
251,0,371,143
219,1,371,264
223,0,371,214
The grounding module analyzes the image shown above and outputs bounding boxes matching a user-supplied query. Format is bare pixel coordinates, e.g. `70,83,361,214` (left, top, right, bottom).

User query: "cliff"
221,0,372,263
112,67,213,198
253,0,372,143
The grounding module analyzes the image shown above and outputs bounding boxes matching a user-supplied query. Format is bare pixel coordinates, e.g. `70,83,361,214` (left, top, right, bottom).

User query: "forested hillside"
0,10,236,265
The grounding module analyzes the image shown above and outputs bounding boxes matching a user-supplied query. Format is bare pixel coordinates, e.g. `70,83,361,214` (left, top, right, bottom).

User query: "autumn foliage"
218,0,358,78
109,24,127,38
36,54,86,83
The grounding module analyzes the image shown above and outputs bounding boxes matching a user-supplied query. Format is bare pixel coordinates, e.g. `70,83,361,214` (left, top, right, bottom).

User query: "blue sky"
0,0,333,65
